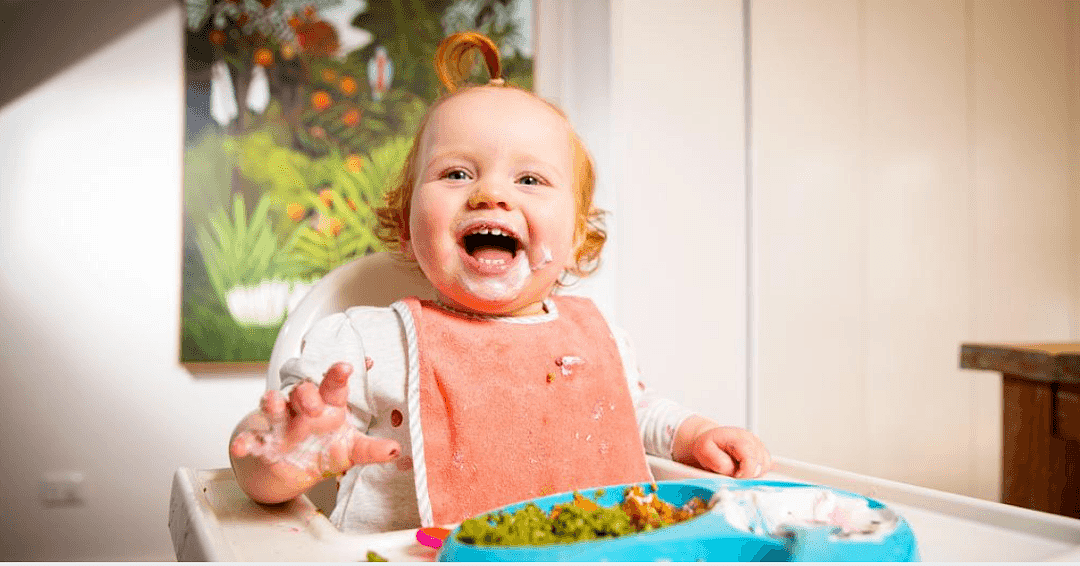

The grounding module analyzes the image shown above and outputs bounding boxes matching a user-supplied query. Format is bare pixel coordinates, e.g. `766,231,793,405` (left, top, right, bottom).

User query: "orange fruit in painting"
319,189,334,207
339,76,358,95
209,29,226,46
342,108,360,126
286,202,305,221
309,125,326,138
347,198,358,210
280,42,297,60
311,91,332,111
321,68,338,82
294,20,339,57
253,47,274,67
345,154,363,172
319,216,344,236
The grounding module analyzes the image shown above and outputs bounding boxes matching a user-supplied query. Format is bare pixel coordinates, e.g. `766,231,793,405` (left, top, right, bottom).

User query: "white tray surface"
170,456,1080,562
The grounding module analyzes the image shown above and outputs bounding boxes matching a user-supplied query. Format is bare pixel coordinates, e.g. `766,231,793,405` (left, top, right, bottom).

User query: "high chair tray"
169,456,1080,561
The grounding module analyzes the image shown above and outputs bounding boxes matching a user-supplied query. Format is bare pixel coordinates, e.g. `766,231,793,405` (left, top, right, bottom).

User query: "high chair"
169,252,1080,561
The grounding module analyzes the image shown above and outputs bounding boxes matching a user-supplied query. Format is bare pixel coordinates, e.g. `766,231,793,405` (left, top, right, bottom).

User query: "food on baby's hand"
365,550,388,561
455,485,710,546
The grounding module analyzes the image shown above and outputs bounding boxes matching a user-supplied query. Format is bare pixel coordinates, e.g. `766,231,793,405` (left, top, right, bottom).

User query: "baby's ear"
564,246,578,270
566,226,587,269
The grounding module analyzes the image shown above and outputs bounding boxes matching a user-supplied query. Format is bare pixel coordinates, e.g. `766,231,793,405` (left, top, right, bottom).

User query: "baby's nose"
467,180,512,210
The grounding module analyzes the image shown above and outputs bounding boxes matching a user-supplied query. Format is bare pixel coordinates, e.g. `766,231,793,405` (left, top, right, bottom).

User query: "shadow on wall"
0,0,174,108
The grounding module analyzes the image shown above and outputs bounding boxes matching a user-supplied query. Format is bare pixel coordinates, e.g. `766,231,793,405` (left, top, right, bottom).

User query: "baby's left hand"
689,425,772,479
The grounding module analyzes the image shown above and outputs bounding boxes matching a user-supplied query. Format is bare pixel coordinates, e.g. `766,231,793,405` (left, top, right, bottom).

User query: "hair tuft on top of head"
435,32,503,92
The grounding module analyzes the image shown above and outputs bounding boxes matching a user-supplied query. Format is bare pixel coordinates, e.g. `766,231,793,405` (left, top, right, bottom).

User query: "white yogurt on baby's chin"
710,486,899,542
529,244,554,271
460,243,557,303
461,249,532,301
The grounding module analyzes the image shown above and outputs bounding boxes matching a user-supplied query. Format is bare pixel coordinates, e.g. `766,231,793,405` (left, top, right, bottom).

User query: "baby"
229,32,772,534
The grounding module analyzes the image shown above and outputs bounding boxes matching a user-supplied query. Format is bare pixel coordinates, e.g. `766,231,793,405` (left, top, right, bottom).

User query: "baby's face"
405,87,578,316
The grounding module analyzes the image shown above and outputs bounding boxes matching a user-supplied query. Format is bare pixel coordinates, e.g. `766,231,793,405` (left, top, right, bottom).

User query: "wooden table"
960,343,1080,519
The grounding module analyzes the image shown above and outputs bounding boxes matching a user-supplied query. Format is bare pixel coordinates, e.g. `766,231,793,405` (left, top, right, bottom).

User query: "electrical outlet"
41,470,85,507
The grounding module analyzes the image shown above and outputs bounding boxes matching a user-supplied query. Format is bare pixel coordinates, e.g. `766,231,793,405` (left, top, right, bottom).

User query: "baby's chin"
439,286,549,317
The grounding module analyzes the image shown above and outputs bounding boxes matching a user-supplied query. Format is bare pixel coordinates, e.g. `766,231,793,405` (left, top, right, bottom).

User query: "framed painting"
181,0,534,366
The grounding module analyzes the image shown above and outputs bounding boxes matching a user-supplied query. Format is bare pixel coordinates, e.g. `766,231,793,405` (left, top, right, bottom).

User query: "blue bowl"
436,478,919,562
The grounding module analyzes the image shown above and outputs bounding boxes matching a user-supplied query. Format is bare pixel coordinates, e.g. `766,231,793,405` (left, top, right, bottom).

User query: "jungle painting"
181,0,534,364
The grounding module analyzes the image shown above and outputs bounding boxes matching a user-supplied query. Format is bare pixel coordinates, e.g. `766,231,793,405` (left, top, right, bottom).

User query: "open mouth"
461,225,522,265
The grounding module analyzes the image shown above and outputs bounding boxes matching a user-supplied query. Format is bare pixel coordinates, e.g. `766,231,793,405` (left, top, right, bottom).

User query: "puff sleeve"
278,311,375,432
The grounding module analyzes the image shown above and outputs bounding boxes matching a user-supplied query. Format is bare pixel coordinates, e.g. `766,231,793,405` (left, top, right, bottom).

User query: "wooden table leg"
1002,375,1080,518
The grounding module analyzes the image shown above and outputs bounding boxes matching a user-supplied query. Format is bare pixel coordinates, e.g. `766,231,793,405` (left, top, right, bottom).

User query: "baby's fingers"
735,434,772,478
320,362,353,408
230,430,278,461
290,380,326,419
724,438,766,479
695,438,737,477
349,431,401,465
261,390,287,424
230,431,257,458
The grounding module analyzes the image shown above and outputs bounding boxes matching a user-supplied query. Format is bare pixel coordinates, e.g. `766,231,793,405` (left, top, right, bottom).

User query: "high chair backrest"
266,252,436,390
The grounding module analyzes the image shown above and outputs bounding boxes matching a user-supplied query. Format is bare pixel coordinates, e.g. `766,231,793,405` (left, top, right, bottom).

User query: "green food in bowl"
456,485,710,546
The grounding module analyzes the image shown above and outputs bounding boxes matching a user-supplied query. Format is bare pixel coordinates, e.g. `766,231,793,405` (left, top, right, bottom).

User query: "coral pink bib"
401,296,653,526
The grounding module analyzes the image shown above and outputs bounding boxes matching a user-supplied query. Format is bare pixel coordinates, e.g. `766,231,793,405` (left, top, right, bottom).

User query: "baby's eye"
443,169,470,181
517,174,541,186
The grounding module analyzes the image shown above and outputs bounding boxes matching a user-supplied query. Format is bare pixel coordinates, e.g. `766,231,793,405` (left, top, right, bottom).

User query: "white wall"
0,7,263,560
1073,0,1080,331
752,0,1080,500
609,0,749,428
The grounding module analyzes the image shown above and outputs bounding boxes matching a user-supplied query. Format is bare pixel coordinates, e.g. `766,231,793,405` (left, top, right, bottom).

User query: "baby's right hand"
230,362,401,489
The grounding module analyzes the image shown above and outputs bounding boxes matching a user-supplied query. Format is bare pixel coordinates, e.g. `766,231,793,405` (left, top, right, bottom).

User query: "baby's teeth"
477,227,490,235
490,228,503,236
